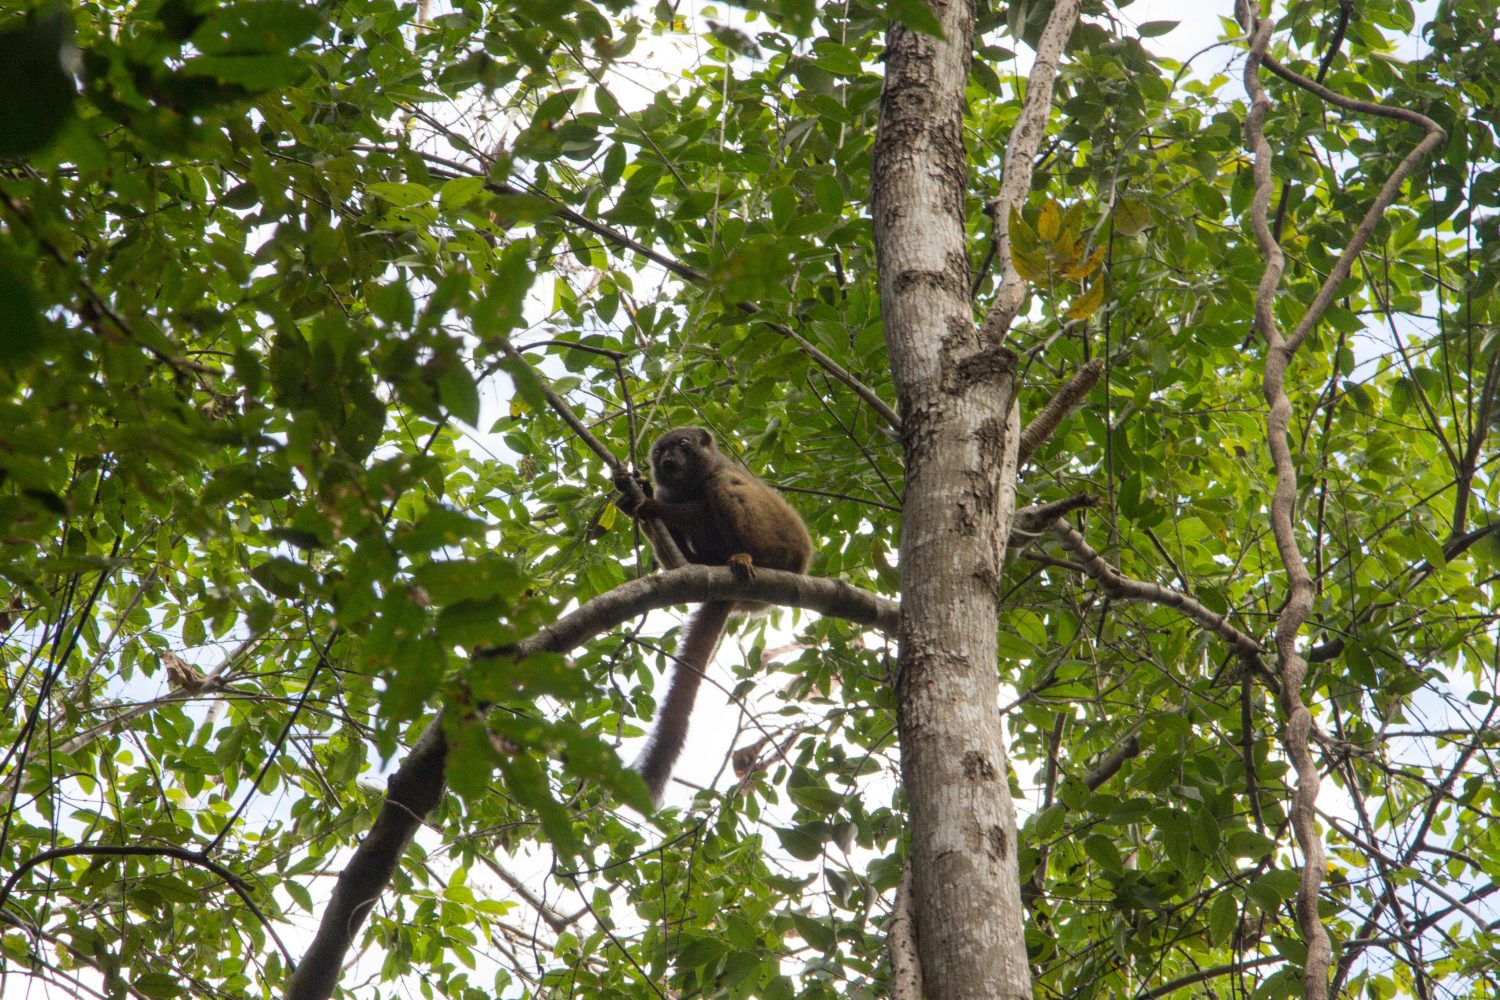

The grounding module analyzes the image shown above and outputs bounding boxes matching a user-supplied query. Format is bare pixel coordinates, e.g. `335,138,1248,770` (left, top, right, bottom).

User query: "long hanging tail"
635,600,735,805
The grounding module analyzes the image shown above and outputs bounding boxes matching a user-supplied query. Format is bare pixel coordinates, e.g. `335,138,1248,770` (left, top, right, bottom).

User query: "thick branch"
889,867,924,1000
980,0,1083,340
1013,495,1099,537
484,567,896,660
287,568,894,1000
285,716,447,1000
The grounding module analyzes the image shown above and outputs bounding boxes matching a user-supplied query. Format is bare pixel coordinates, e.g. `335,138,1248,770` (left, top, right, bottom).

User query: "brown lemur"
614,427,812,804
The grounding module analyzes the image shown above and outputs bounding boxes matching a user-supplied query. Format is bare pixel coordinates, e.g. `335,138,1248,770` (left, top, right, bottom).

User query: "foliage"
0,0,1496,997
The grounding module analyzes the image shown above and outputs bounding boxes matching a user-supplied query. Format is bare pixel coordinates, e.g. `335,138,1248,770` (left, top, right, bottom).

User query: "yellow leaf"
1008,205,1038,254
1061,202,1085,246
1061,245,1107,281
1038,198,1062,243
1052,230,1080,271
1115,198,1152,236
1064,278,1106,320
1010,243,1050,283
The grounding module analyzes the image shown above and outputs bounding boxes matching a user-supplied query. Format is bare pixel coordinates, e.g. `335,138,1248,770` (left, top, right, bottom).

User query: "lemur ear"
697,428,712,448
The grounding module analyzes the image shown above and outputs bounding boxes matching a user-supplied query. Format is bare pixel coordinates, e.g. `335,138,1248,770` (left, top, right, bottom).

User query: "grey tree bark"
872,0,1080,996
872,2,1029,997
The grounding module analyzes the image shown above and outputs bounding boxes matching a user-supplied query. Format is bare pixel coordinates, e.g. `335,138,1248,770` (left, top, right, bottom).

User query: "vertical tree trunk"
872,2,1033,997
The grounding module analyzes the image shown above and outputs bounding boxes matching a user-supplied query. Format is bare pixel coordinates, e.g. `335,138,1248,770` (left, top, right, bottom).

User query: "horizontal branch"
1048,521,1266,672
1013,495,1098,537
484,566,898,662
292,567,895,1000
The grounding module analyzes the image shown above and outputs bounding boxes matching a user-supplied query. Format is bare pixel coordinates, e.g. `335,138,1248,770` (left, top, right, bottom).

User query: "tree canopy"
0,0,1497,997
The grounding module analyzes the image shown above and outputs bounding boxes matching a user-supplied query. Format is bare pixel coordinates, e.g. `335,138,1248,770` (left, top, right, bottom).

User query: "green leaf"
1209,892,1238,945
220,182,260,209
1114,198,1152,235
775,825,824,862
439,176,487,209
435,357,481,426
183,53,308,90
190,2,323,54
367,182,435,208
1248,869,1301,912
485,192,559,222
1084,834,1124,873
1137,20,1179,37
0,258,44,364
250,556,316,599
413,557,522,605
394,507,487,553
886,0,945,37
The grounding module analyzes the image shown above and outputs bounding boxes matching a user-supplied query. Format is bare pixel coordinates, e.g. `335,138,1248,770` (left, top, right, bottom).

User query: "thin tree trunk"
872,1,1032,996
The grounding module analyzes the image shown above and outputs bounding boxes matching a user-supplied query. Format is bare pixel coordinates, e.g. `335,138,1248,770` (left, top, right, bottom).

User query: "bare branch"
889,866,924,1000
289,567,895,1000
1012,495,1099,537
494,334,686,569
746,310,902,432
477,855,585,935
286,716,448,1000
1018,358,1104,464
1240,8,1445,995
485,566,897,659
1048,520,1266,671
1137,956,1284,999
1256,56,1445,355
1084,732,1143,790
979,0,1083,341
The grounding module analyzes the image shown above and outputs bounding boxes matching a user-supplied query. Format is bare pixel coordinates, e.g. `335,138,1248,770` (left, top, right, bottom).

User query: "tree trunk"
872,2,1033,998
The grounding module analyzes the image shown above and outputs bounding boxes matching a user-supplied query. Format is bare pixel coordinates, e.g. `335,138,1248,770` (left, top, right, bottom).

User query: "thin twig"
0,843,295,968
493,335,686,569
1048,520,1266,672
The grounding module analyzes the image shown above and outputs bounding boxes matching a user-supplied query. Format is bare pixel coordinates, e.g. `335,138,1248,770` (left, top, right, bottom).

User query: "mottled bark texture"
872,1,1031,996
